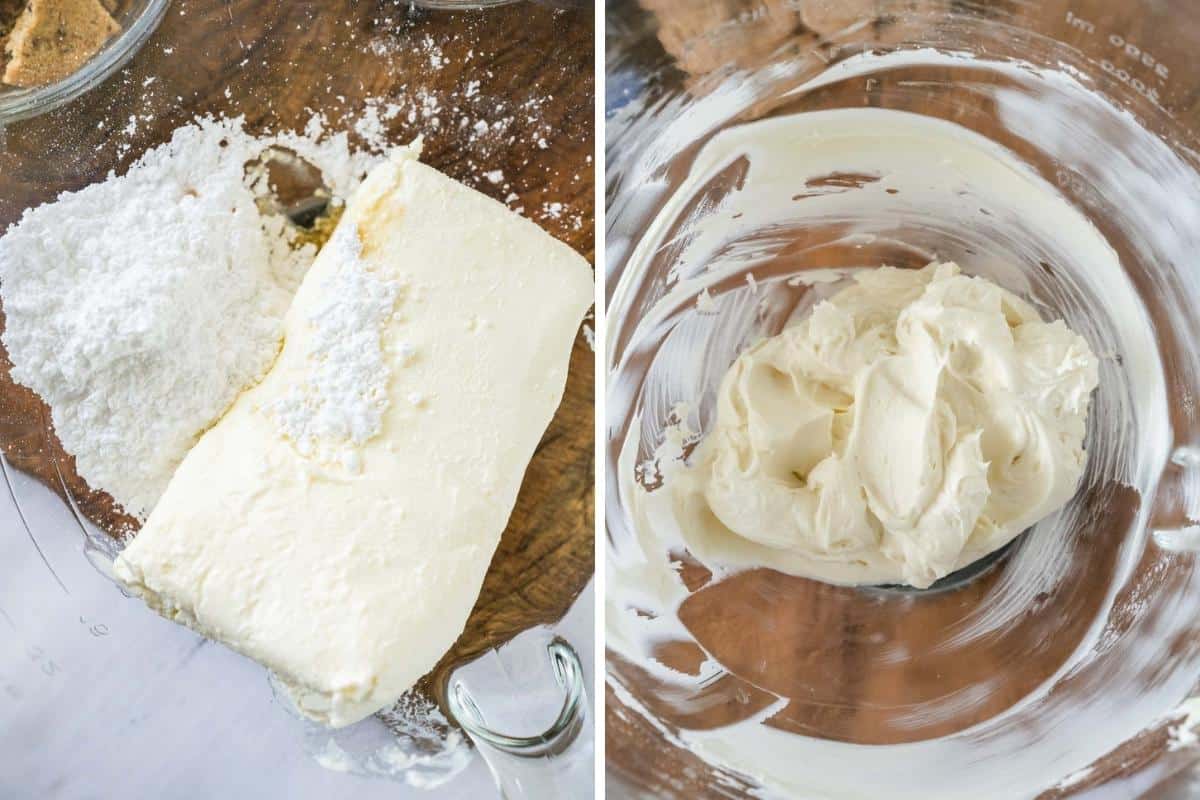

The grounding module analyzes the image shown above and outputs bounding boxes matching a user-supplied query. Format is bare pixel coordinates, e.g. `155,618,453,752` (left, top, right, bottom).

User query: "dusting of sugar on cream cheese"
267,220,402,471
113,146,594,729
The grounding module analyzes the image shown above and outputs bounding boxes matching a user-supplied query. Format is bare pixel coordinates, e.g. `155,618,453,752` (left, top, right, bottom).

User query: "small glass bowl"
0,0,170,126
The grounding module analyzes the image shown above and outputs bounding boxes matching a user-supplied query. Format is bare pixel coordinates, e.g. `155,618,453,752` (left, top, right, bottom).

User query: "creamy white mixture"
669,261,1098,588
606,46,1195,799
115,147,593,728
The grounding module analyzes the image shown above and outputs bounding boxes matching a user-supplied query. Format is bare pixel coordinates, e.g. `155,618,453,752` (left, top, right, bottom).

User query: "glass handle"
447,637,593,799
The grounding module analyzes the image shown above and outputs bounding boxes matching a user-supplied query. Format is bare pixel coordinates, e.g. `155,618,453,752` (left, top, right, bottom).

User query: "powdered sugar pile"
267,221,401,471
0,116,379,519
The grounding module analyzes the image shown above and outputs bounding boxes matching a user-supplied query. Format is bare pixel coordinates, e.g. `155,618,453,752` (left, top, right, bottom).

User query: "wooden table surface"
0,0,594,710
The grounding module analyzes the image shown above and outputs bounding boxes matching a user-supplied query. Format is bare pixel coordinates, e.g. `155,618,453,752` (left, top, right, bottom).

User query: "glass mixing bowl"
605,0,1200,796
0,0,169,125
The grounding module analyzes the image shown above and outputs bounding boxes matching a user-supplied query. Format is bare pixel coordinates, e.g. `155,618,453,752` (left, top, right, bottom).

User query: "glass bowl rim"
0,0,171,126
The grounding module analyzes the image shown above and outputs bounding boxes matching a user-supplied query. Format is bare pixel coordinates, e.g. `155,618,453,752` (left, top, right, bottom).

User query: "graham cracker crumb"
0,0,25,40
3,0,119,88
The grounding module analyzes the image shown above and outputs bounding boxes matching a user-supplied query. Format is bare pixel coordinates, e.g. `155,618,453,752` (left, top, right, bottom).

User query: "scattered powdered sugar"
375,690,474,788
313,738,355,773
422,34,446,70
0,116,379,519
352,99,402,154
335,32,575,228
267,222,401,470
299,689,474,788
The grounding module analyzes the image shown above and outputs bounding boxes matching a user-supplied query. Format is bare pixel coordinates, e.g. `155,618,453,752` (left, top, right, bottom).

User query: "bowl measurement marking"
1065,9,1172,109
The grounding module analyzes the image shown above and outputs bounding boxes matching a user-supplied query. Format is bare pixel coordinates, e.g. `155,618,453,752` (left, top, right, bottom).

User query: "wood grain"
0,0,594,713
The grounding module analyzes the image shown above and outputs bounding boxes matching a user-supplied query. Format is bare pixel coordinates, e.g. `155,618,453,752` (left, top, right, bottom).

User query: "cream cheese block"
113,145,593,728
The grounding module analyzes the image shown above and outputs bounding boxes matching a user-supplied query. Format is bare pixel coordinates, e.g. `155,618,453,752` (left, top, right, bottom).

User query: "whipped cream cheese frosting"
666,262,1099,588
114,146,593,727
607,46,1185,796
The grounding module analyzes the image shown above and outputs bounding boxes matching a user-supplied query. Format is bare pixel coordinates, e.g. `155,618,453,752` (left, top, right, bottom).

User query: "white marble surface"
0,459,593,798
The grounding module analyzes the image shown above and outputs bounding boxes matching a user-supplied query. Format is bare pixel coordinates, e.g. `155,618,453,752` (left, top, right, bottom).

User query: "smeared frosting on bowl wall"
607,41,1200,798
